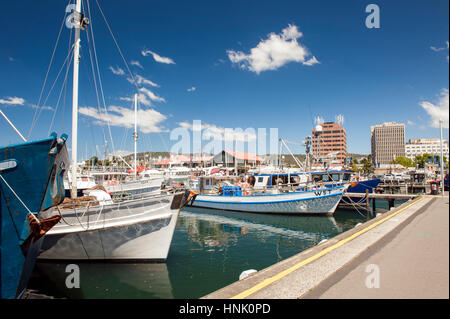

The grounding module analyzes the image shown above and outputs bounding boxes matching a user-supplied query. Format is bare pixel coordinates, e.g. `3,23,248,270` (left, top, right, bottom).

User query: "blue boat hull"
340,178,380,205
0,133,68,299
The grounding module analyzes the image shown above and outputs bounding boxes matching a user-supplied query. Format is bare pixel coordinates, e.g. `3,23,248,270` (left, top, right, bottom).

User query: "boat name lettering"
314,189,332,196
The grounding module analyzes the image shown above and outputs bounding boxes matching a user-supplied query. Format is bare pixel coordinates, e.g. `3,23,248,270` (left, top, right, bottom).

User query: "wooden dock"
343,192,418,200
341,191,420,217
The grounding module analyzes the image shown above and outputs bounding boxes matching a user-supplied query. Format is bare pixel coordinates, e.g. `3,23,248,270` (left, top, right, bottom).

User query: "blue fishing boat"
0,133,69,299
307,170,380,205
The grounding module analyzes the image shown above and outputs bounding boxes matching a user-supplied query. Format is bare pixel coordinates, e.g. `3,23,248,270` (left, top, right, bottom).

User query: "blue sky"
0,0,448,159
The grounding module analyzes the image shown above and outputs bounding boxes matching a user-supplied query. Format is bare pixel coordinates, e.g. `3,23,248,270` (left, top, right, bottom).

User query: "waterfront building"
370,122,405,166
312,122,347,165
405,138,449,160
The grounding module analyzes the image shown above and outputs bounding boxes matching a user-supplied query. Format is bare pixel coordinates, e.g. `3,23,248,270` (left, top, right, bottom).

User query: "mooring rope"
0,173,40,225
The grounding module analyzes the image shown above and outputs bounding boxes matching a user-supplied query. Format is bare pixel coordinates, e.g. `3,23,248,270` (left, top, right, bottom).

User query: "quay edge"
202,195,444,299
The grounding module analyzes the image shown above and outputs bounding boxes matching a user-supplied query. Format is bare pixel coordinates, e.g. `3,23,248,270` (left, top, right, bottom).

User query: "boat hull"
1,134,68,298
340,178,380,206
38,192,185,261
191,187,344,215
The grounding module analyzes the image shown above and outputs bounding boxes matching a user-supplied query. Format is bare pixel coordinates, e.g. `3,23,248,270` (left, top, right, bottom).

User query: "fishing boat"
0,132,69,299
189,174,347,216
37,0,191,261
306,170,380,208
64,168,96,198
38,190,188,261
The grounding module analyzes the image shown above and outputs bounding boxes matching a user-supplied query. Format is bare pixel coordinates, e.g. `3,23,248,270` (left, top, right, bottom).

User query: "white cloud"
130,60,143,69
430,46,446,52
0,96,25,105
226,24,319,74
141,49,175,64
303,56,320,66
109,66,125,76
139,87,165,103
187,87,196,92
407,120,415,126
79,105,167,133
119,93,151,107
127,74,159,87
178,121,257,142
430,41,449,62
419,88,449,128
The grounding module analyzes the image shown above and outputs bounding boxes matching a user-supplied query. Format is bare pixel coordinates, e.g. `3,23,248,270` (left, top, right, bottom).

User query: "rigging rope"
85,0,117,157
30,43,75,136
28,0,72,139
48,48,75,135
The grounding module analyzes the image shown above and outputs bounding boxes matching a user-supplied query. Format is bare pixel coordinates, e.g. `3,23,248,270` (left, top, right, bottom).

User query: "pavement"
304,195,449,299
203,194,449,299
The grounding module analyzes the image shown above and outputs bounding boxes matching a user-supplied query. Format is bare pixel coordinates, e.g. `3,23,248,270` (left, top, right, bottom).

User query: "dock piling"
365,189,370,218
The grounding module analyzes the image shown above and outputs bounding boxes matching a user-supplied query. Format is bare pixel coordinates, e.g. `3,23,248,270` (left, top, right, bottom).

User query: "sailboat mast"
71,0,82,199
134,93,138,180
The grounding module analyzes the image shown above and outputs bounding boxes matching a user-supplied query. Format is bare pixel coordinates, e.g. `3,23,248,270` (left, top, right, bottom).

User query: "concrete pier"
203,194,449,299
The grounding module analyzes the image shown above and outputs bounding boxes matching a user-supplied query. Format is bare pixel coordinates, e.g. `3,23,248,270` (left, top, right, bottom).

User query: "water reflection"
28,206,369,299
180,207,344,247
30,262,172,299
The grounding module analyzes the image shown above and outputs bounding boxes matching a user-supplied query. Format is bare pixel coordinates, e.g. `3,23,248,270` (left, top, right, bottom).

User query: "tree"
87,156,99,166
391,156,415,167
414,153,432,168
351,163,361,173
360,157,373,174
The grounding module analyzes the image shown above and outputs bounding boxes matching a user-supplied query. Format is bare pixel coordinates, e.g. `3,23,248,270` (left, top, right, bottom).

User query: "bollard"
365,189,370,219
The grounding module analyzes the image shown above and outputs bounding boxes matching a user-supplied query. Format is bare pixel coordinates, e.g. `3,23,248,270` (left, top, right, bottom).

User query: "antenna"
335,114,344,126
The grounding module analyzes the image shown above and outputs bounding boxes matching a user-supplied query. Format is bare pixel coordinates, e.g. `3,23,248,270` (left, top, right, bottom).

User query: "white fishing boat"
162,166,192,186
38,0,190,261
38,191,187,260
189,175,347,216
63,168,96,197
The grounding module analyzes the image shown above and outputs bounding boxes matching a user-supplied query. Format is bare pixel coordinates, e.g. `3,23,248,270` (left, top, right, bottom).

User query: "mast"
71,0,82,198
134,93,138,180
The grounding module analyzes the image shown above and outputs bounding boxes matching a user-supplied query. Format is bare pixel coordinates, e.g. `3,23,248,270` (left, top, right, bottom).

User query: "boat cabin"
251,174,308,190
309,170,353,184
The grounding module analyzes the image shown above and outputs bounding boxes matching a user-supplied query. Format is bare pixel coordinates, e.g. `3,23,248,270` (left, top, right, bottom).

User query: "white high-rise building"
405,138,449,160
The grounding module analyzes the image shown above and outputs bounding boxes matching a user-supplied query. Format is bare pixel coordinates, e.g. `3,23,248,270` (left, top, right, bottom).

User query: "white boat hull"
191,187,344,215
38,192,185,261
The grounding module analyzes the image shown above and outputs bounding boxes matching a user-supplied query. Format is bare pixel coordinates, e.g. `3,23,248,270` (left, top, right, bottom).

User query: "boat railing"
58,189,180,210
229,181,346,195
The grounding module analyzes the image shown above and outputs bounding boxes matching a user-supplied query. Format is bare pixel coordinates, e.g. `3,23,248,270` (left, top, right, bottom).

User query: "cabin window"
258,177,264,183
332,174,340,181
322,175,330,182
343,173,351,181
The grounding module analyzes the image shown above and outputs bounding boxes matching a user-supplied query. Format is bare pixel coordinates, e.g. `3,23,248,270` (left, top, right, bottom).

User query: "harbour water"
27,199,404,299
